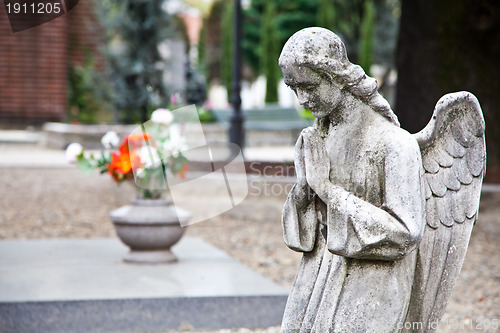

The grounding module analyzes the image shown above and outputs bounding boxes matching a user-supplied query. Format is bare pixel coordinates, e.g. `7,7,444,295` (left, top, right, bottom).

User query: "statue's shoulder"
369,118,420,157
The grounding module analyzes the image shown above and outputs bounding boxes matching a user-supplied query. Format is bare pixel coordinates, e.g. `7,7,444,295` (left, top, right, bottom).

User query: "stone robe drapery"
281,119,426,333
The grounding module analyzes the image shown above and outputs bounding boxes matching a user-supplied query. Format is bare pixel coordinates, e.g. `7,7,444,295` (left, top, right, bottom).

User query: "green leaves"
75,151,110,174
317,0,336,31
261,1,280,103
359,0,376,75
170,153,188,175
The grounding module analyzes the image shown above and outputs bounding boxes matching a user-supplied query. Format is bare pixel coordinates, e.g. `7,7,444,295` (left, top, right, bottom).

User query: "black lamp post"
229,0,244,148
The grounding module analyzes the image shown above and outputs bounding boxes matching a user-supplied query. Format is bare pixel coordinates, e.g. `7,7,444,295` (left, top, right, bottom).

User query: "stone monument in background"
279,27,486,332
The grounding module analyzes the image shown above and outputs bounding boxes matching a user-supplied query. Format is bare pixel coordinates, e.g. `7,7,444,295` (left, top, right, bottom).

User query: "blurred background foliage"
67,52,113,124
94,0,184,123
201,0,400,102
69,0,400,123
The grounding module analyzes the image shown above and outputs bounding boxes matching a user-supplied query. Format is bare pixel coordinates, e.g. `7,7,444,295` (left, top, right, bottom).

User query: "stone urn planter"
109,198,191,264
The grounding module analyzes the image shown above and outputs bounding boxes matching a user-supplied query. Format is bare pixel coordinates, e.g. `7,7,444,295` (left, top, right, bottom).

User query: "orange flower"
108,151,141,181
120,133,152,153
118,153,133,173
119,141,129,154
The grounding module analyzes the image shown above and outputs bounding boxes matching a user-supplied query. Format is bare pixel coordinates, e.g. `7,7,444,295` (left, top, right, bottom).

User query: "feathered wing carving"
403,92,486,332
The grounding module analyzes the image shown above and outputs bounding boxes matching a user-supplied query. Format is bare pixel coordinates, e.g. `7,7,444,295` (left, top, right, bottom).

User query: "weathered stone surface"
278,27,486,333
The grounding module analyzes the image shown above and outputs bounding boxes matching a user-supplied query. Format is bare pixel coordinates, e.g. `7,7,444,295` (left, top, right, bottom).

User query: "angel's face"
282,65,343,119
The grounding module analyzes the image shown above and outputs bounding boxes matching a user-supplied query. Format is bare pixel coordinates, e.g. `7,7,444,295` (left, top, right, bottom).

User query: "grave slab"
0,237,288,333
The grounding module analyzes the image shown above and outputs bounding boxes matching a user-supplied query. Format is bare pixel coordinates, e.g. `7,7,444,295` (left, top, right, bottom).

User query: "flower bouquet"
66,108,188,199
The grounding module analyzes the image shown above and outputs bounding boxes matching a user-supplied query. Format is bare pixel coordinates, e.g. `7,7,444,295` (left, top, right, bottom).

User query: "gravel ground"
0,166,498,332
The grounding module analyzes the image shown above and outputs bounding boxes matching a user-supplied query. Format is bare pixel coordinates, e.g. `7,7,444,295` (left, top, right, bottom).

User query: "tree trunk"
396,0,500,164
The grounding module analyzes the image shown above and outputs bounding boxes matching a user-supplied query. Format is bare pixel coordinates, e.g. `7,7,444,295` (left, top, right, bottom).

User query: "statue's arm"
321,136,425,261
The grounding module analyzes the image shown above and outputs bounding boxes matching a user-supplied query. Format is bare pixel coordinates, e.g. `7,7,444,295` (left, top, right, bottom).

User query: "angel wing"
403,91,486,332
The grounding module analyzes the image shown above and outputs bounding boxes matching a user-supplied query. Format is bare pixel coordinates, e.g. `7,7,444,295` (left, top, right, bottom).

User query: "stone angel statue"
278,27,486,333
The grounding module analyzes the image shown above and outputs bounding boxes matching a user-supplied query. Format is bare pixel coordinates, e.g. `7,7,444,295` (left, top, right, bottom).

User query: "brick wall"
0,1,101,126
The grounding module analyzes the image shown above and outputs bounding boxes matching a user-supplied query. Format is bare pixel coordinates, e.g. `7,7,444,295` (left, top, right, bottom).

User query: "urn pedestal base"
109,199,191,264
124,249,177,264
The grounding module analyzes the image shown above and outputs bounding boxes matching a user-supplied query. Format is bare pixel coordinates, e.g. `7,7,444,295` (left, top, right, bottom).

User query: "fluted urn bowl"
109,199,191,263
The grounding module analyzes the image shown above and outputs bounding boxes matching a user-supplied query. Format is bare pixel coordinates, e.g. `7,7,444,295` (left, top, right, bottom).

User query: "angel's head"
279,27,399,126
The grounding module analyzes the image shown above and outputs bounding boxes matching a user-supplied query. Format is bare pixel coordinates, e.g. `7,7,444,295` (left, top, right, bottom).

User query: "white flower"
65,143,83,163
137,146,160,169
151,108,174,125
163,125,187,157
101,131,120,149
